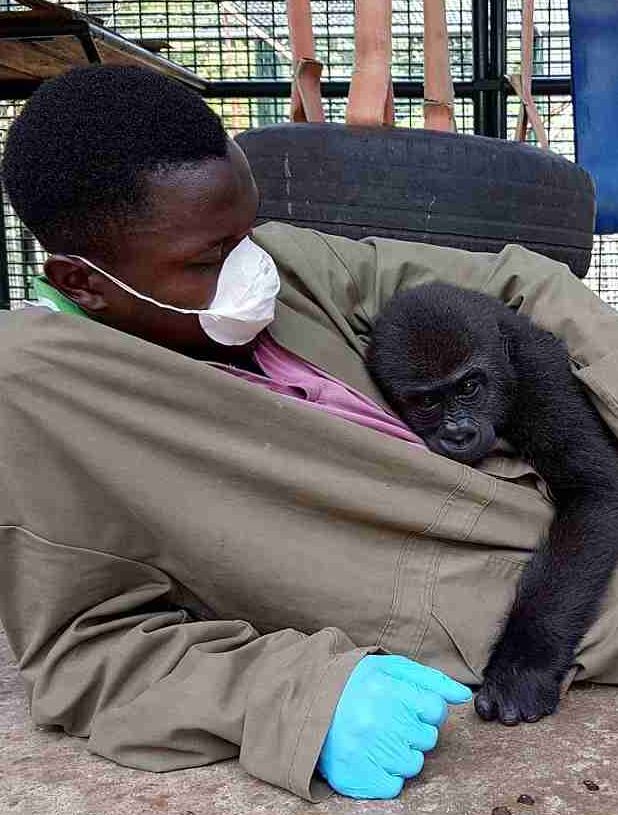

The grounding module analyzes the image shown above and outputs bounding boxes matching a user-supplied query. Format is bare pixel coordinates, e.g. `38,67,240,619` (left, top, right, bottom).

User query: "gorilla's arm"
475,311,618,723
367,281,618,724
477,493,618,723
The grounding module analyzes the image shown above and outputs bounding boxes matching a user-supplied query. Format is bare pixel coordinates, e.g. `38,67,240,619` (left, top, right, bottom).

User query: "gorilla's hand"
474,662,561,725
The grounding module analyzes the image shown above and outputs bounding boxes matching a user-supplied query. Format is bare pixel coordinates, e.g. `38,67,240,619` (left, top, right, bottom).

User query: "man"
1,65,618,803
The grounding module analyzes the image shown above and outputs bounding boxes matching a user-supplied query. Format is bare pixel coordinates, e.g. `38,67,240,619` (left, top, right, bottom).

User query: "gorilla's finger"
474,690,497,721
496,702,521,726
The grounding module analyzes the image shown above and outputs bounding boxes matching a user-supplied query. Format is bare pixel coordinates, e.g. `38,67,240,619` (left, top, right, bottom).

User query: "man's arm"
0,523,377,802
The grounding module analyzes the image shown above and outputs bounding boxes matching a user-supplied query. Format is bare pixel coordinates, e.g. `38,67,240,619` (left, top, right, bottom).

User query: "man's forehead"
144,157,246,215
121,155,257,260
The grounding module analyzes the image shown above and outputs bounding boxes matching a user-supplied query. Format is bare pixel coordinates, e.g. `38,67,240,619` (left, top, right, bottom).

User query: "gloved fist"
317,654,472,799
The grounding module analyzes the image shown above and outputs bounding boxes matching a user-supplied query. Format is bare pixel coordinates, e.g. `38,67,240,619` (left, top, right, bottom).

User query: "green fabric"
2,222,618,802
32,275,87,316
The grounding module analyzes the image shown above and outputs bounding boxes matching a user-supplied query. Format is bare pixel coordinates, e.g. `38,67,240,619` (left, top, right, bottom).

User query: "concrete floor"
2,628,617,815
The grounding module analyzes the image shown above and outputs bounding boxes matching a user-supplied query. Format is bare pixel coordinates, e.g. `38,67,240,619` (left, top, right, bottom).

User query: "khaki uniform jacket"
2,222,618,802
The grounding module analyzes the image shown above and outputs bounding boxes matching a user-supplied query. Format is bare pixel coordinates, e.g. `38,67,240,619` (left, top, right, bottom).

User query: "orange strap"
287,0,325,122
509,0,549,148
423,0,456,132
346,0,394,126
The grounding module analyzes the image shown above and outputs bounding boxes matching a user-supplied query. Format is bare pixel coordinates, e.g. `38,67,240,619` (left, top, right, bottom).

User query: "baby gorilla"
367,282,618,725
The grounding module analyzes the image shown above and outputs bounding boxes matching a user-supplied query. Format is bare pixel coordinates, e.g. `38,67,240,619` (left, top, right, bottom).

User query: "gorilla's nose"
442,419,480,446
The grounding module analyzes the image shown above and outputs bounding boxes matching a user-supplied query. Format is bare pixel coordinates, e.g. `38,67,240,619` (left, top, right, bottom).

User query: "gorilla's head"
367,282,517,464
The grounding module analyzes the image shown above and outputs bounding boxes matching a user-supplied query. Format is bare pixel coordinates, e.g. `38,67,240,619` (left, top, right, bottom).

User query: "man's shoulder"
253,219,360,249
0,306,58,366
251,220,341,275
0,305,50,337
253,219,325,245
252,220,371,275
0,307,108,380
253,219,310,236
0,308,40,382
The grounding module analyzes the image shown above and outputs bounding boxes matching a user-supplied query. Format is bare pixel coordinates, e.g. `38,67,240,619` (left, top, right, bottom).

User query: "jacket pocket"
429,545,529,680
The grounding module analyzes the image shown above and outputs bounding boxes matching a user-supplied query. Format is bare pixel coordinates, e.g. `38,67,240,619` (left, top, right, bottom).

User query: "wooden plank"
0,36,89,79
91,34,206,92
94,38,165,70
0,63,37,81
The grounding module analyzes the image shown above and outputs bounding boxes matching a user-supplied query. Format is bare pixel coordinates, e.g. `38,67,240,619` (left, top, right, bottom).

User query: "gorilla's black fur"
367,282,618,725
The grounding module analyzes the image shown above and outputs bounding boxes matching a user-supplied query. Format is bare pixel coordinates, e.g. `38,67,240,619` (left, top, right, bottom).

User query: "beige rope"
287,0,325,122
509,0,549,148
423,0,456,132
346,0,395,126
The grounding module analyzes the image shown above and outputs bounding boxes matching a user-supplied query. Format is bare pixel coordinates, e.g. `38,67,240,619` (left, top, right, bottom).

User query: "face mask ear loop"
66,254,204,315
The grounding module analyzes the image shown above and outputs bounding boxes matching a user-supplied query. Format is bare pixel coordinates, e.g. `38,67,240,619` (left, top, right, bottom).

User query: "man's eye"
187,261,220,273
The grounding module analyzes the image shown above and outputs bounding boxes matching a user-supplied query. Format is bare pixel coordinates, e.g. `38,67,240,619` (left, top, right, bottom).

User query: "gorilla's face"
394,354,514,464
366,282,518,465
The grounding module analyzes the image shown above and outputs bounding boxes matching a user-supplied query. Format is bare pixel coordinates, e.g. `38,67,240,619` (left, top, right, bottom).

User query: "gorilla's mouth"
441,436,478,453
440,438,486,463
433,424,496,464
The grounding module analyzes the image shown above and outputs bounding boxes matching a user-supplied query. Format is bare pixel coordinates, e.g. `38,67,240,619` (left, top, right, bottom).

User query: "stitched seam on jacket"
460,476,498,541
0,523,166,568
409,546,442,658
375,535,413,649
286,628,339,793
478,255,513,296
421,465,468,537
489,553,527,569
429,609,483,680
0,524,263,639
584,368,618,415
312,231,374,326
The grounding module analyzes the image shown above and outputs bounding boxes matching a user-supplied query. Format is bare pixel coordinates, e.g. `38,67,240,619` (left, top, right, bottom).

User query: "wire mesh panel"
207,95,475,135
0,100,46,305
0,0,617,308
36,0,473,82
506,0,618,305
506,0,571,77
590,237,618,308
506,94,573,158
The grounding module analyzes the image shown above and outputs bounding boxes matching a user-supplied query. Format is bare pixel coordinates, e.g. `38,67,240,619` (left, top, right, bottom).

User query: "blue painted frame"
569,0,618,233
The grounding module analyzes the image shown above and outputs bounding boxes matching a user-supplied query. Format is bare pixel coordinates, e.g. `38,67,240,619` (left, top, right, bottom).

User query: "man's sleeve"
0,524,379,802
313,230,618,437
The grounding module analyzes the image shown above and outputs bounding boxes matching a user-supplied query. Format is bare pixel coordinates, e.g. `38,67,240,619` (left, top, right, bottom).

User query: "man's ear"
44,255,107,312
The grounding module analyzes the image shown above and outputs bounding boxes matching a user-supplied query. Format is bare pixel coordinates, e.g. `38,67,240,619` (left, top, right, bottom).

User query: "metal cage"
1,0,616,309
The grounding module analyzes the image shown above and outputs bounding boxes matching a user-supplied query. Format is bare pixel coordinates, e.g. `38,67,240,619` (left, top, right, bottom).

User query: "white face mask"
68,236,281,346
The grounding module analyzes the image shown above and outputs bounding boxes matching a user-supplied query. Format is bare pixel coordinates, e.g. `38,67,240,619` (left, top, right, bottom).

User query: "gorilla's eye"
411,394,440,410
459,378,480,397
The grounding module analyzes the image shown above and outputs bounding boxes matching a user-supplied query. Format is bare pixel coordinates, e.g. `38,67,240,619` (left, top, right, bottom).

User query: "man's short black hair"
2,65,228,254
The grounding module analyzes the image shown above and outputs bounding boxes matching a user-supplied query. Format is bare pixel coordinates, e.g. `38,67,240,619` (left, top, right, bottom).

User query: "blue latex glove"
317,654,472,799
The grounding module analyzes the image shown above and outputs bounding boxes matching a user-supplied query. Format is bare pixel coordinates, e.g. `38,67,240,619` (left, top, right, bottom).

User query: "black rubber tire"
235,123,595,278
